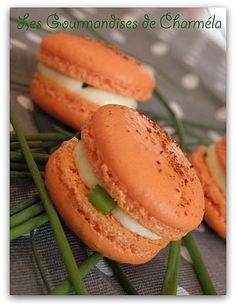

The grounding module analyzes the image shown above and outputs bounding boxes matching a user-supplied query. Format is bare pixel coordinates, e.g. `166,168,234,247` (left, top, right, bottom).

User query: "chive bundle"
11,109,88,295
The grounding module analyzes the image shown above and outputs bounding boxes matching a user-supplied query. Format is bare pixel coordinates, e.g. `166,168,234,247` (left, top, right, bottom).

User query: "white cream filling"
205,144,226,193
74,141,161,241
38,63,138,109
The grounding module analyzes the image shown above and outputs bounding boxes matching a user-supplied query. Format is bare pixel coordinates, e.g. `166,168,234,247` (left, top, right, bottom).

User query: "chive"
106,259,138,295
10,202,44,228
81,83,89,88
183,233,217,294
10,162,29,171
160,240,181,295
144,111,225,133
11,162,45,171
10,108,88,295
153,89,186,150
10,141,58,150
10,151,49,163
10,195,40,216
50,253,103,295
10,213,49,240
87,185,117,214
10,80,29,89
52,125,74,138
186,140,213,147
30,231,51,293
10,170,45,178
10,132,68,142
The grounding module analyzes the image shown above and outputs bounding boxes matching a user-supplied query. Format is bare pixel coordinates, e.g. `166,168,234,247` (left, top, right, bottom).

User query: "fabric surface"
10,7,226,295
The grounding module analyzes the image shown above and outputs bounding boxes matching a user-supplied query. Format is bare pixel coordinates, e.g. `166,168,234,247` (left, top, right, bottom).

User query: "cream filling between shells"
205,144,226,193
74,141,161,241
37,63,138,109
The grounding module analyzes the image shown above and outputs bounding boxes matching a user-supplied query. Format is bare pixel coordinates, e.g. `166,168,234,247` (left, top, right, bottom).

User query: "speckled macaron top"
37,33,155,101
82,105,205,238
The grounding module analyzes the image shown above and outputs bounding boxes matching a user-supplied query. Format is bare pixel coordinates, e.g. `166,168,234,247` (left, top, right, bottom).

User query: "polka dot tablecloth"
10,8,226,295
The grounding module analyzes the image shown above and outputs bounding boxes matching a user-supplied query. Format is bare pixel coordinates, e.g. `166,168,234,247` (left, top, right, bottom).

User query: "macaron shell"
38,33,155,101
82,105,205,236
30,73,99,130
215,135,226,173
45,138,169,264
189,146,226,239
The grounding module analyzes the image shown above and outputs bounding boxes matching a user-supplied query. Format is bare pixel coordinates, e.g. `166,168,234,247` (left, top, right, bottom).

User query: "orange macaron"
45,105,205,264
30,33,155,130
189,136,226,239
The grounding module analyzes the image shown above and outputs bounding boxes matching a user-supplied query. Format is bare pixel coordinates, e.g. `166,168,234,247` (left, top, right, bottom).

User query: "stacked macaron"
189,136,226,239
45,105,205,264
30,34,155,130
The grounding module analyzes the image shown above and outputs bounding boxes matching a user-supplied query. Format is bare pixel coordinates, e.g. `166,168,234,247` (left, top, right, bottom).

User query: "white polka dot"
110,30,126,44
17,96,34,111
207,130,222,142
83,8,97,14
42,22,56,32
170,101,184,119
183,55,198,67
181,73,200,90
215,107,226,122
96,259,114,276
70,9,86,20
10,123,14,132
196,223,206,233
122,14,137,23
177,286,190,295
150,42,169,56
144,64,156,78
164,126,175,135
214,81,226,93
10,38,28,50
25,32,42,44
180,246,193,264
156,30,173,41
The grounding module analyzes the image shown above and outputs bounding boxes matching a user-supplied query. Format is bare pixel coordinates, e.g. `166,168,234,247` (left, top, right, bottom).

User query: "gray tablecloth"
10,7,226,295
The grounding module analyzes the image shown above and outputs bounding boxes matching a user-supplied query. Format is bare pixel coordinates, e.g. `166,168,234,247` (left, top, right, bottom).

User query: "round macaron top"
82,105,205,233
37,33,155,101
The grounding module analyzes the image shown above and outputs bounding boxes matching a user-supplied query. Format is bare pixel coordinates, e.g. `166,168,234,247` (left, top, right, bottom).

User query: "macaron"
189,136,226,239
45,105,205,264
30,33,155,130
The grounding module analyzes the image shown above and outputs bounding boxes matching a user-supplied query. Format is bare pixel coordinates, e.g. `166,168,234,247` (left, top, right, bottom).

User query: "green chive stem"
10,151,49,163
87,185,117,214
183,233,217,295
10,213,49,240
11,162,45,171
160,240,181,295
145,111,225,133
10,80,29,88
10,202,44,228
30,231,51,293
50,253,103,295
10,132,68,142
10,141,58,150
10,195,40,216
52,125,74,138
10,170,45,178
153,89,186,150
106,259,138,295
